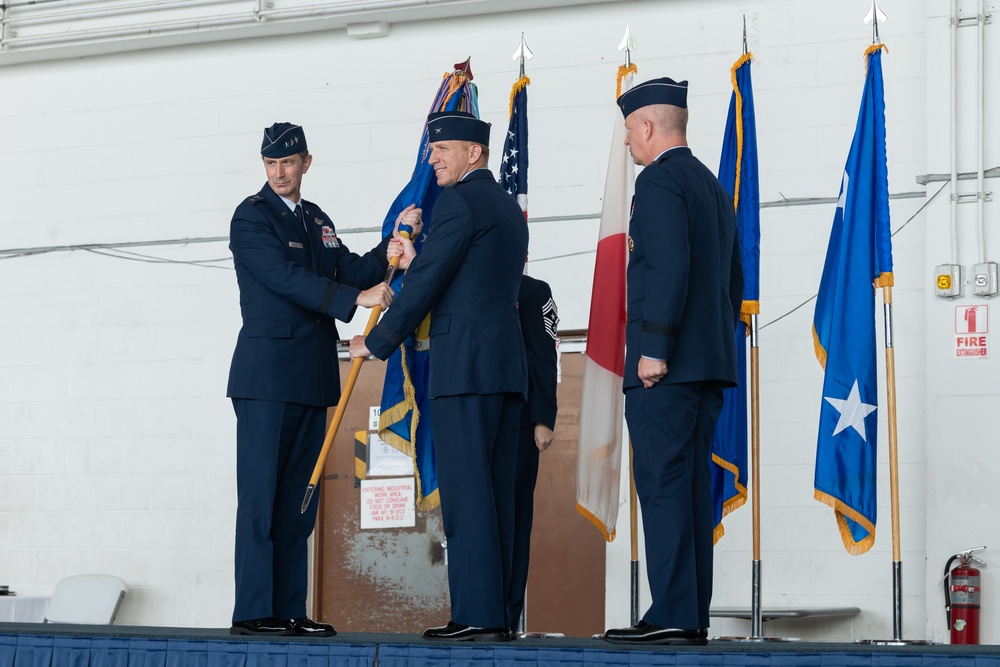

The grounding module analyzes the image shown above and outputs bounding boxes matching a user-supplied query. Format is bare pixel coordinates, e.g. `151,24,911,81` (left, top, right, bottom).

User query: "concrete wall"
0,0,997,642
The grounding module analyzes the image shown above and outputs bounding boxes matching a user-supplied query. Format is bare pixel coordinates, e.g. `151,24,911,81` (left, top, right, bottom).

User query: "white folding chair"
43,574,128,624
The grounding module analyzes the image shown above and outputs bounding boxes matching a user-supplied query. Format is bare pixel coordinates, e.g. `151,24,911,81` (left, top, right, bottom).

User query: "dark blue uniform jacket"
227,182,390,407
624,147,744,389
517,275,558,429
365,169,528,400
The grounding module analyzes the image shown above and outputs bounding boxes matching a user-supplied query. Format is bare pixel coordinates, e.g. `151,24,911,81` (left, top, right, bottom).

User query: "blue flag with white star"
500,76,529,217
812,45,892,555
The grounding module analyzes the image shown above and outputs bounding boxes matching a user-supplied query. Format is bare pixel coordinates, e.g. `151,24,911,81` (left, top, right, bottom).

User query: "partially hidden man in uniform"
602,78,743,646
227,123,414,636
509,274,558,633
349,111,529,642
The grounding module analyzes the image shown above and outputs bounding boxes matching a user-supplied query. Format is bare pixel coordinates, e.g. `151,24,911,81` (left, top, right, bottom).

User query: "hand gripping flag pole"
300,226,413,514
375,62,479,513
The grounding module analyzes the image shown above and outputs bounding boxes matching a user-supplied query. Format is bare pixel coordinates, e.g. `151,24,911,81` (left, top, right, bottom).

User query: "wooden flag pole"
857,1,928,648
300,229,411,514
749,315,763,639
882,284,904,641
860,282,930,645
722,314,791,643
617,22,641,629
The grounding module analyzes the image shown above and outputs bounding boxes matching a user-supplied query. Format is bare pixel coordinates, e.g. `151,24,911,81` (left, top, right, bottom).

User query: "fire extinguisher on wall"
944,546,987,644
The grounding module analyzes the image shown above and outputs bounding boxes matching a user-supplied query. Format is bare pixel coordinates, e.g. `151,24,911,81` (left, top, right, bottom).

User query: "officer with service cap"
350,110,529,642
227,122,416,636
602,78,743,646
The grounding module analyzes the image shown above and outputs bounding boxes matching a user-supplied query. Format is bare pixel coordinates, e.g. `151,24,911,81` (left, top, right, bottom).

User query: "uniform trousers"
430,393,523,629
232,398,325,623
508,424,540,627
624,380,725,630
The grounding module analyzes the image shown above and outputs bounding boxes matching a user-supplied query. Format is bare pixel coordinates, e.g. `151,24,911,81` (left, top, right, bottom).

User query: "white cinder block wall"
1,0,997,642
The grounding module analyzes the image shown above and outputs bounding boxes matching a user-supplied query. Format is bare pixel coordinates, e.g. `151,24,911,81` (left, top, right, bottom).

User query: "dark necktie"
295,204,311,248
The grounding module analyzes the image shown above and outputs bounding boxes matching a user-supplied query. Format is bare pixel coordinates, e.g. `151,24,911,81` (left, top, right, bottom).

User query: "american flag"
500,76,529,217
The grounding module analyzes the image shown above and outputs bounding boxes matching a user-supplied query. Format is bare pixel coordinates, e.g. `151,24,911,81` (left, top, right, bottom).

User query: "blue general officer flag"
500,76,529,217
377,69,480,510
711,52,758,543
812,45,892,555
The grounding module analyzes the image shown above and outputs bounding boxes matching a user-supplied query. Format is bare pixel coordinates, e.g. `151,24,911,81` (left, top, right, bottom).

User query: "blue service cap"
427,111,490,145
261,122,307,158
616,77,689,117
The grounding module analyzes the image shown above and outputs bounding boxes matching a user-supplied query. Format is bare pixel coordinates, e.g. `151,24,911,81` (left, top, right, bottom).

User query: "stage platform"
4,622,1000,666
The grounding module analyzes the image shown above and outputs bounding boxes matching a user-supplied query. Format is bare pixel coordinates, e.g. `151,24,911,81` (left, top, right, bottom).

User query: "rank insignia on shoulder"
321,226,339,248
628,235,634,252
247,195,264,203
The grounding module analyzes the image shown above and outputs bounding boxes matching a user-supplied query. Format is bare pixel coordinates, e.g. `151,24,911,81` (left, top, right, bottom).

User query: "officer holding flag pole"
227,122,412,637
350,111,528,641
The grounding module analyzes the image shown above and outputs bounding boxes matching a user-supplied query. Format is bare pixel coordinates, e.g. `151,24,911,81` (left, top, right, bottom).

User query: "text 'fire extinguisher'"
944,546,987,645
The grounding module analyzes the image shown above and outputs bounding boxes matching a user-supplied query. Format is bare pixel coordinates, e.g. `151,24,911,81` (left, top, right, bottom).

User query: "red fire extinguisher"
944,546,987,644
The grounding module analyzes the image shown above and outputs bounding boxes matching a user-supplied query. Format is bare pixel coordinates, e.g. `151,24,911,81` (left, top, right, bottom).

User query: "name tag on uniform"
288,241,304,249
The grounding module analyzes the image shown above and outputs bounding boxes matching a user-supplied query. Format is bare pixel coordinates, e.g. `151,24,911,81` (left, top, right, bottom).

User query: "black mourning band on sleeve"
319,283,338,315
642,321,678,337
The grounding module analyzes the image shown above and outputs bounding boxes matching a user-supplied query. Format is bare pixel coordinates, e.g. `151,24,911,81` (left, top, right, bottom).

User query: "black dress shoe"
603,621,707,645
422,621,509,642
289,617,337,637
230,617,294,636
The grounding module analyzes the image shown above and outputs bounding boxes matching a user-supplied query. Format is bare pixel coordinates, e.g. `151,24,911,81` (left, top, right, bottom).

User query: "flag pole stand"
717,315,795,642
629,443,640,626
857,286,931,645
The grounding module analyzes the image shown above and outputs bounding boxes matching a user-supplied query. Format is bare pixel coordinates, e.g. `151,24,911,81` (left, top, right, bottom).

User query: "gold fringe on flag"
729,52,754,213
377,314,440,511
812,324,828,370
711,452,749,545
616,63,638,99
874,271,894,288
740,299,760,331
508,76,530,117
813,489,877,555
863,42,889,69
576,502,616,543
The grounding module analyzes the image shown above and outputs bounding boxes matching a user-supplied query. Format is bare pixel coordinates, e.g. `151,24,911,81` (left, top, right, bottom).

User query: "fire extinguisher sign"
954,304,989,359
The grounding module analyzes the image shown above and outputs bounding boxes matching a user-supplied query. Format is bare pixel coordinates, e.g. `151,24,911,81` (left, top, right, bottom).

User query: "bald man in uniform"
602,79,743,646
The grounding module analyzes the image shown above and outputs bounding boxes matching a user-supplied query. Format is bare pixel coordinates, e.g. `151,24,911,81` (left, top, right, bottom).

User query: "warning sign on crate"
954,304,989,359
360,478,415,529
368,433,415,477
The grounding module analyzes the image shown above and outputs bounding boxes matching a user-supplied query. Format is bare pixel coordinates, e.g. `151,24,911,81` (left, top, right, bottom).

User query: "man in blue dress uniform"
509,274,558,634
227,122,410,636
350,111,528,642
602,79,743,646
